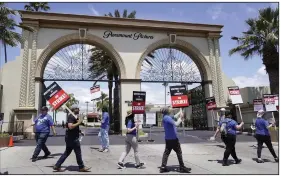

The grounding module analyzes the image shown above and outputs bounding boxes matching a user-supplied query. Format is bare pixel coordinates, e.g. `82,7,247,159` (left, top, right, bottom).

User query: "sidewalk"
0,142,278,174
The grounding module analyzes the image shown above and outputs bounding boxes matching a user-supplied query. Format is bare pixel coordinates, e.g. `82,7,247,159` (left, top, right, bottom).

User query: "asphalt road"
14,127,256,147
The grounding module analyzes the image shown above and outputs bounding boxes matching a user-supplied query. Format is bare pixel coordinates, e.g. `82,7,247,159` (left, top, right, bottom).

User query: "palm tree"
229,7,279,94
96,92,109,111
24,2,50,12
0,3,33,63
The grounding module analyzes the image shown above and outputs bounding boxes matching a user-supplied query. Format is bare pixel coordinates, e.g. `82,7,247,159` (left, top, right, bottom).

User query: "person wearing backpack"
217,111,244,166
254,109,278,163
117,110,144,169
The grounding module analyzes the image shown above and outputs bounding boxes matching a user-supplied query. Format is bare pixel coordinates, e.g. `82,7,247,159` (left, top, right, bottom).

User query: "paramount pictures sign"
103,30,154,40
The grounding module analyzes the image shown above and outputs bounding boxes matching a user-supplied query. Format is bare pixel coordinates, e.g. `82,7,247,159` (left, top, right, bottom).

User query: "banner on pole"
263,94,278,112
253,99,263,112
205,97,216,110
146,113,156,125
132,91,146,114
90,85,100,94
43,82,70,110
228,86,243,104
170,85,189,108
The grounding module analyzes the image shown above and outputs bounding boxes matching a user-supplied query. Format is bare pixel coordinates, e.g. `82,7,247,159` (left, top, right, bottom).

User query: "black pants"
32,132,50,158
222,134,238,161
55,137,84,169
256,134,277,158
161,138,184,167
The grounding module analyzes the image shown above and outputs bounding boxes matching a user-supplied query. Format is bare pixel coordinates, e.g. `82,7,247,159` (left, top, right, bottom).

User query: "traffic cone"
8,135,14,147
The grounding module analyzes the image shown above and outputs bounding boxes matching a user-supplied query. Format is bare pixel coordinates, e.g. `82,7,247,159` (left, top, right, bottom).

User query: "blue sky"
0,2,278,112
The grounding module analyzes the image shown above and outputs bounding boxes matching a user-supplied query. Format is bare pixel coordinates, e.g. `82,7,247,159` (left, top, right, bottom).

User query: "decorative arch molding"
35,32,127,79
135,38,212,82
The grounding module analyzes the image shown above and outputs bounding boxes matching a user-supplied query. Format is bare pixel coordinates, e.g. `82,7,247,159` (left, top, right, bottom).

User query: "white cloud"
239,4,257,14
207,3,238,21
232,65,269,88
207,3,223,20
88,4,100,16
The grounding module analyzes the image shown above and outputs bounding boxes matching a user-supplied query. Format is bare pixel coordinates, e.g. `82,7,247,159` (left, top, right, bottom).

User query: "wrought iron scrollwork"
43,44,110,81
190,85,208,130
140,47,202,82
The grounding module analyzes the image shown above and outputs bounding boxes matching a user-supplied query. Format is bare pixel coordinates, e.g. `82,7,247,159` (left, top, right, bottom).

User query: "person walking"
254,109,278,163
31,106,56,162
117,110,144,169
62,120,65,129
159,107,191,173
53,105,91,172
217,111,244,166
98,106,110,152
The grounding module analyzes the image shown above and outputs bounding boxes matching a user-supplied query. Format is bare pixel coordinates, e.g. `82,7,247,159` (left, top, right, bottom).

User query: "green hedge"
0,133,10,138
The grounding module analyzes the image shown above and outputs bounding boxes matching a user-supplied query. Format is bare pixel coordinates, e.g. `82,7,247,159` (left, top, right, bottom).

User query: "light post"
162,82,168,106
85,101,89,116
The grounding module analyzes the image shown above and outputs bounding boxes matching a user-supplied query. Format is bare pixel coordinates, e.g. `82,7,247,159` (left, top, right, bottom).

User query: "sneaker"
159,166,168,173
136,163,145,169
275,158,279,162
98,148,104,152
179,166,191,173
235,159,242,164
53,166,63,172
117,162,125,169
79,166,91,172
43,152,51,159
103,149,109,153
31,157,37,162
257,158,264,163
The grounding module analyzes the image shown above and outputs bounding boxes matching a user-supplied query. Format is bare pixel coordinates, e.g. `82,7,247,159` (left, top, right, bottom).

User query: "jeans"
55,137,84,169
161,138,185,167
256,134,277,158
118,134,140,165
32,132,50,158
223,134,238,161
98,127,109,149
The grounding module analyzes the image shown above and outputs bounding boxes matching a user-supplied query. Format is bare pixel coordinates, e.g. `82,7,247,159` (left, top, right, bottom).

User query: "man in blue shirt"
31,106,56,162
217,111,244,166
254,109,278,163
98,106,110,152
159,107,191,173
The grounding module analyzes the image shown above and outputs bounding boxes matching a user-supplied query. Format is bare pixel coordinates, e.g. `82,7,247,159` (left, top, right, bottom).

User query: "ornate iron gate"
189,85,208,130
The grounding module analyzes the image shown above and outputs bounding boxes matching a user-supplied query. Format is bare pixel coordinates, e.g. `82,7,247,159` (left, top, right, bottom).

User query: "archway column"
214,38,226,107
19,30,30,107
28,25,39,107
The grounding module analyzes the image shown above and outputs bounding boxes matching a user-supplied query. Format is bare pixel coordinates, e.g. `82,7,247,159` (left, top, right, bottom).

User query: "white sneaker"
103,149,109,153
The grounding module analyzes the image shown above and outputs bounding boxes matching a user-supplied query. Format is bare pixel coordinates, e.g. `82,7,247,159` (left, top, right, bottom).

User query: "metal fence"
1,121,24,136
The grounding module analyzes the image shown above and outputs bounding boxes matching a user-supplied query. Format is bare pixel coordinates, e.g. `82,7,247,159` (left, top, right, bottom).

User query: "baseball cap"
220,108,226,111
160,107,170,114
41,106,48,111
257,109,265,117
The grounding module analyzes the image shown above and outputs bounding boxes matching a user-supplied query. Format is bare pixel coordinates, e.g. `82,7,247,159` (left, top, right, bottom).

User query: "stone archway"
35,33,127,79
135,38,212,82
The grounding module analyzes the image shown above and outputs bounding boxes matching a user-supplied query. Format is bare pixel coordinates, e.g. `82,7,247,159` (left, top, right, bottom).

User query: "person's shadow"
0,171,8,175
208,159,236,165
46,165,91,172
252,158,272,163
36,153,63,160
157,165,191,173
117,162,146,169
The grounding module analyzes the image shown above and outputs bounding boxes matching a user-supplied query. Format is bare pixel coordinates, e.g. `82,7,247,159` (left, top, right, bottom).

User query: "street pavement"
0,127,279,174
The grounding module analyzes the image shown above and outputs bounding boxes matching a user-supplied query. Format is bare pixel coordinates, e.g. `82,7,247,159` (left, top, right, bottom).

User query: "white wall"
0,57,22,131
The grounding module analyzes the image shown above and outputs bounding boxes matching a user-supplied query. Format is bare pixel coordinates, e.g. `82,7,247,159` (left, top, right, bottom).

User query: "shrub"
0,133,10,138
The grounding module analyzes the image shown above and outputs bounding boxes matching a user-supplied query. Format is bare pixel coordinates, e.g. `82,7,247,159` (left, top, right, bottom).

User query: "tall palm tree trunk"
4,42,7,63
108,76,113,127
113,73,120,132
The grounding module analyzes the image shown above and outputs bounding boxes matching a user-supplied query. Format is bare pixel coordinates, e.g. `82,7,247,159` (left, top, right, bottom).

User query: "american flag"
90,85,100,94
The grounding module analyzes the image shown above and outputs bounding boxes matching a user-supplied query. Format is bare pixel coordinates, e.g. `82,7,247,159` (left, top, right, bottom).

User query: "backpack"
220,119,231,136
